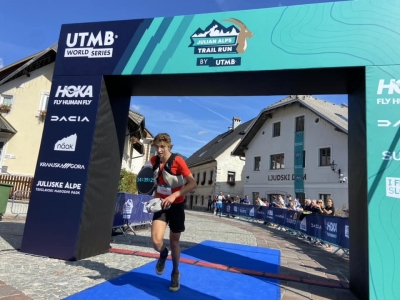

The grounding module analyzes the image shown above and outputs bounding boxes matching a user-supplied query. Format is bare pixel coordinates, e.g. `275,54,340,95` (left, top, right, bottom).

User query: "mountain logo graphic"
54,133,77,152
189,19,253,55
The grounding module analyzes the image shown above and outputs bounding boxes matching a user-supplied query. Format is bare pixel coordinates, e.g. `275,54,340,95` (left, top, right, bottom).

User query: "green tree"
118,169,138,194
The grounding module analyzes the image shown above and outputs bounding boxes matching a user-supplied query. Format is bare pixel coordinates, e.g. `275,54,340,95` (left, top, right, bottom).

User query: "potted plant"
227,181,235,186
208,180,213,185
200,181,205,185
0,104,11,113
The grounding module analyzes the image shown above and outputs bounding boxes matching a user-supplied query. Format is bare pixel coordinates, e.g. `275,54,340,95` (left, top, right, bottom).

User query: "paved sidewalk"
0,211,358,300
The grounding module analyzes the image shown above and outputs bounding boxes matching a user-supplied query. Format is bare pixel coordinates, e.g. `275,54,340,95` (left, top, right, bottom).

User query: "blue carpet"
181,240,281,274
65,241,280,300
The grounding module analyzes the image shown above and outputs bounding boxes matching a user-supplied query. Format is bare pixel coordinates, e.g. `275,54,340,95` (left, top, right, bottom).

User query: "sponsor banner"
294,131,305,194
284,210,298,230
323,217,339,244
113,193,154,227
221,204,349,249
189,19,251,67
35,180,83,196
309,215,324,240
32,75,103,200
366,66,400,295
39,162,85,170
54,19,148,76
273,209,286,226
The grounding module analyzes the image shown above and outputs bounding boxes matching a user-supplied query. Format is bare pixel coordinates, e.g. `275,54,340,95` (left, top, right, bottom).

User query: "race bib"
157,185,172,195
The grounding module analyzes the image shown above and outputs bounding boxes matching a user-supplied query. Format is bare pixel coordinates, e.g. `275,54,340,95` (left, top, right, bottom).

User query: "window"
295,116,304,132
254,156,261,171
197,173,200,184
0,94,13,112
202,171,206,184
227,171,235,183
39,91,50,112
319,194,331,203
319,148,331,166
209,170,214,183
201,196,204,206
270,153,285,170
296,193,306,205
273,122,281,137
0,94,13,105
303,150,306,168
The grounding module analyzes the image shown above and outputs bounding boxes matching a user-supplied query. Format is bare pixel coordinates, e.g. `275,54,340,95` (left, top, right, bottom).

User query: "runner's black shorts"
152,202,185,233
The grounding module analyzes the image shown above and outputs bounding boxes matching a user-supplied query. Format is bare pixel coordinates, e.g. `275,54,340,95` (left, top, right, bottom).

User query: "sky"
1,0,347,157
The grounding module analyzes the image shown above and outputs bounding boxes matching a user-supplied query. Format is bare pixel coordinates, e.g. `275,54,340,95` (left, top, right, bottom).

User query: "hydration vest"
152,153,185,189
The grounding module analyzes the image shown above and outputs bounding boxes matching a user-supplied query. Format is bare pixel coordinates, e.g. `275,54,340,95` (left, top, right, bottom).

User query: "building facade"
232,95,349,211
186,117,253,209
0,49,56,176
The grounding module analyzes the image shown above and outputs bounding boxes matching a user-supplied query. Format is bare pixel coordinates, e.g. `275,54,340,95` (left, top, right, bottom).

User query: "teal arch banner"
21,1,400,299
54,0,400,77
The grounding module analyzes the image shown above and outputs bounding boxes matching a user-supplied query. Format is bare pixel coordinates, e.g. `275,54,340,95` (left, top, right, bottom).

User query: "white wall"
214,139,245,199
189,161,217,207
188,139,246,208
243,103,348,210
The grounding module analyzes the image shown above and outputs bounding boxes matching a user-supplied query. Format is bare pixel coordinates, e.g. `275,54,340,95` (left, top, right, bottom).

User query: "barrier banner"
284,210,298,230
255,206,266,220
307,214,324,240
222,204,349,249
339,219,349,250
273,208,286,226
113,192,153,227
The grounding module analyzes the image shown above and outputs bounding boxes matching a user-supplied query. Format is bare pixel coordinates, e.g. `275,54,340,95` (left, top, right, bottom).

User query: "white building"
232,95,348,211
185,117,253,209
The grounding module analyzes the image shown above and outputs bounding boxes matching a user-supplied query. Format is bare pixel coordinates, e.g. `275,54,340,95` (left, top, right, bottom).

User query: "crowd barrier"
113,192,154,236
222,204,349,251
11,190,30,219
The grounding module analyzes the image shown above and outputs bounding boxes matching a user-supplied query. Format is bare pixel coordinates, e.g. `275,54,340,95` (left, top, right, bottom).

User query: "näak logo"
54,134,77,152
190,19,253,67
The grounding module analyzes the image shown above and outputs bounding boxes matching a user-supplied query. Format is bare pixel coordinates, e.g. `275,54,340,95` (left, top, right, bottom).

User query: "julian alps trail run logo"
189,19,253,67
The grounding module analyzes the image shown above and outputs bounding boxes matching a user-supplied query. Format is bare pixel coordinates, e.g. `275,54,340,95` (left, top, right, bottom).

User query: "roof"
0,44,57,86
0,115,17,134
186,119,255,168
232,95,348,157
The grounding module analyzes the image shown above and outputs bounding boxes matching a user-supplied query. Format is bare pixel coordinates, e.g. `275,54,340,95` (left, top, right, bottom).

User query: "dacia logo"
55,85,93,98
311,223,322,229
50,116,89,122
377,120,400,127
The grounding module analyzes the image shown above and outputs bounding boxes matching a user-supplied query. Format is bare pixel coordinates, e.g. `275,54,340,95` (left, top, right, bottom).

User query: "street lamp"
330,160,345,183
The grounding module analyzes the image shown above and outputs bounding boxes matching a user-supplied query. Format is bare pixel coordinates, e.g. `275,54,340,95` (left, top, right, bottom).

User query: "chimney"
232,117,241,130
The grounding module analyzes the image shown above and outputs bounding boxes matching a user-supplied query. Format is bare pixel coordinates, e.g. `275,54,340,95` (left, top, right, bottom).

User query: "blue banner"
113,193,154,227
222,204,349,249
